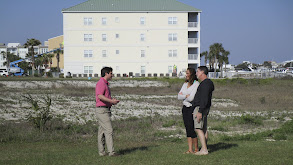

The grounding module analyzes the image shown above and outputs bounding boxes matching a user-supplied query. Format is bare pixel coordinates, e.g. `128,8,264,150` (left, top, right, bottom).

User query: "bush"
59,73,64,78
273,133,287,140
22,94,52,132
46,71,53,77
237,115,263,125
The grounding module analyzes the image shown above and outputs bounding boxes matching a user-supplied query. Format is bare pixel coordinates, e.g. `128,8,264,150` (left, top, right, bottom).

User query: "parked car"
0,69,9,76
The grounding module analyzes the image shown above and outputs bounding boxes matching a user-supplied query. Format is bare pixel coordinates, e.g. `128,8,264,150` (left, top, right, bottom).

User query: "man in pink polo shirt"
95,67,119,156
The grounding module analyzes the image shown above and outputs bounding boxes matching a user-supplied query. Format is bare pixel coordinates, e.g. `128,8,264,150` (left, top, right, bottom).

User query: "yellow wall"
48,35,64,69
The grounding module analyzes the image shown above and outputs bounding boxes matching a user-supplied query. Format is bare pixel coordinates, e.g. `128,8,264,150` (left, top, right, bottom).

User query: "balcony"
188,54,198,60
188,22,198,28
188,38,198,44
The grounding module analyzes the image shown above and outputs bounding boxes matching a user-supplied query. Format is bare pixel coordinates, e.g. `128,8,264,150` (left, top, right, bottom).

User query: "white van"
0,68,8,76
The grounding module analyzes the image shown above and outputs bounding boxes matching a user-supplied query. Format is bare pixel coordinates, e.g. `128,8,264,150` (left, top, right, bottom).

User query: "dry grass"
212,79,293,111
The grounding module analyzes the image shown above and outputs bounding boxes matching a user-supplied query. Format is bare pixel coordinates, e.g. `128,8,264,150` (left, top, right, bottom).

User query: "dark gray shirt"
192,78,214,114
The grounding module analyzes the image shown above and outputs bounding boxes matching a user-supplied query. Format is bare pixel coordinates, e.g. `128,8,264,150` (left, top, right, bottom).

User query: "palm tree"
200,51,209,66
222,50,230,73
209,43,224,78
47,53,54,69
54,47,63,73
24,38,41,76
42,54,50,70
34,56,43,75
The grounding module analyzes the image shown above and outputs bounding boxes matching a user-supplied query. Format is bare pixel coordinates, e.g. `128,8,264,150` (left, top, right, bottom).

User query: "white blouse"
177,81,200,107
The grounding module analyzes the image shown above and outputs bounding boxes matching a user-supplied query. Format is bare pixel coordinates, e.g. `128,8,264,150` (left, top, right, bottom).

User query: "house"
62,0,201,77
0,44,7,68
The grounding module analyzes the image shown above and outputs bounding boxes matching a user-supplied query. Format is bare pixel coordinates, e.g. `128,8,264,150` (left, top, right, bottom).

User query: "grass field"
0,77,292,164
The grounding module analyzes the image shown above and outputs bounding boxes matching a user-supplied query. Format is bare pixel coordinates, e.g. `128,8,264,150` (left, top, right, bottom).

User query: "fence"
208,71,293,79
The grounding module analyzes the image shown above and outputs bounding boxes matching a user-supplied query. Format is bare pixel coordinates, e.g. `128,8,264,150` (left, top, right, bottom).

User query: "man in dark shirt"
192,66,214,155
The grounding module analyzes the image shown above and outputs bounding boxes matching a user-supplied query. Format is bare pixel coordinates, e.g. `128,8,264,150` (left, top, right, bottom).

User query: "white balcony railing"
188,22,198,28
188,54,198,60
188,38,198,44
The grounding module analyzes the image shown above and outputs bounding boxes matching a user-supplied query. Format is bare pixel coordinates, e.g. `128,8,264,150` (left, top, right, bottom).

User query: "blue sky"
0,0,292,65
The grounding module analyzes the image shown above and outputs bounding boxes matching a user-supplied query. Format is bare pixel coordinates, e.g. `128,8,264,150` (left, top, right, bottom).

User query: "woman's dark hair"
101,67,113,77
185,68,198,85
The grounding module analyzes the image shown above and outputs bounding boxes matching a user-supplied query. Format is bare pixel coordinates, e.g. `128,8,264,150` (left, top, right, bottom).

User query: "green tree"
54,48,63,72
34,56,44,75
47,53,54,68
222,50,230,75
209,43,224,77
18,61,30,74
1,51,21,67
263,61,272,68
200,51,209,66
24,38,41,76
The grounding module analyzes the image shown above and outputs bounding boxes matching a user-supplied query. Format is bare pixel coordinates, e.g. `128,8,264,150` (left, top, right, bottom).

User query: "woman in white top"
178,68,200,154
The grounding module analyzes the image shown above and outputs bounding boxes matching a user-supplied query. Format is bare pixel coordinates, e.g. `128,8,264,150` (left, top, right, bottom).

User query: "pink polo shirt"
95,78,112,107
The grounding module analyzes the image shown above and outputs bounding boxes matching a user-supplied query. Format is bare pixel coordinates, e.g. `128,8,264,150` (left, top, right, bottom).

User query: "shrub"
22,94,52,132
273,133,287,140
59,73,64,78
46,71,53,77
237,115,263,125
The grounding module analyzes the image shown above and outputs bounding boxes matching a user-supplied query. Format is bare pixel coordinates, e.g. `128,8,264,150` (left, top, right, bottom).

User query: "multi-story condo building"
62,0,201,76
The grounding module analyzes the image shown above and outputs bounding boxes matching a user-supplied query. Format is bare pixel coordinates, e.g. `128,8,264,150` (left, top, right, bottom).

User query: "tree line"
1,38,62,76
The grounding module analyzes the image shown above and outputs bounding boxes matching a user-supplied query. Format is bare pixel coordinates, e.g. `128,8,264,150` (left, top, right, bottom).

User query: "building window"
102,34,107,41
168,50,177,57
141,66,146,74
84,50,93,58
140,34,145,41
168,33,177,41
84,17,93,25
115,17,120,23
84,66,93,74
168,17,177,24
102,50,107,57
116,34,119,38
84,34,93,41
140,17,145,25
168,66,173,73
116,50,119,54
141,50,145,57
116,66,120,72
102,17,107,25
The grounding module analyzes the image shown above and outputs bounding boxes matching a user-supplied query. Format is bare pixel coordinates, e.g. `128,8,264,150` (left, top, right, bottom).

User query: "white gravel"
0,80,168,89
